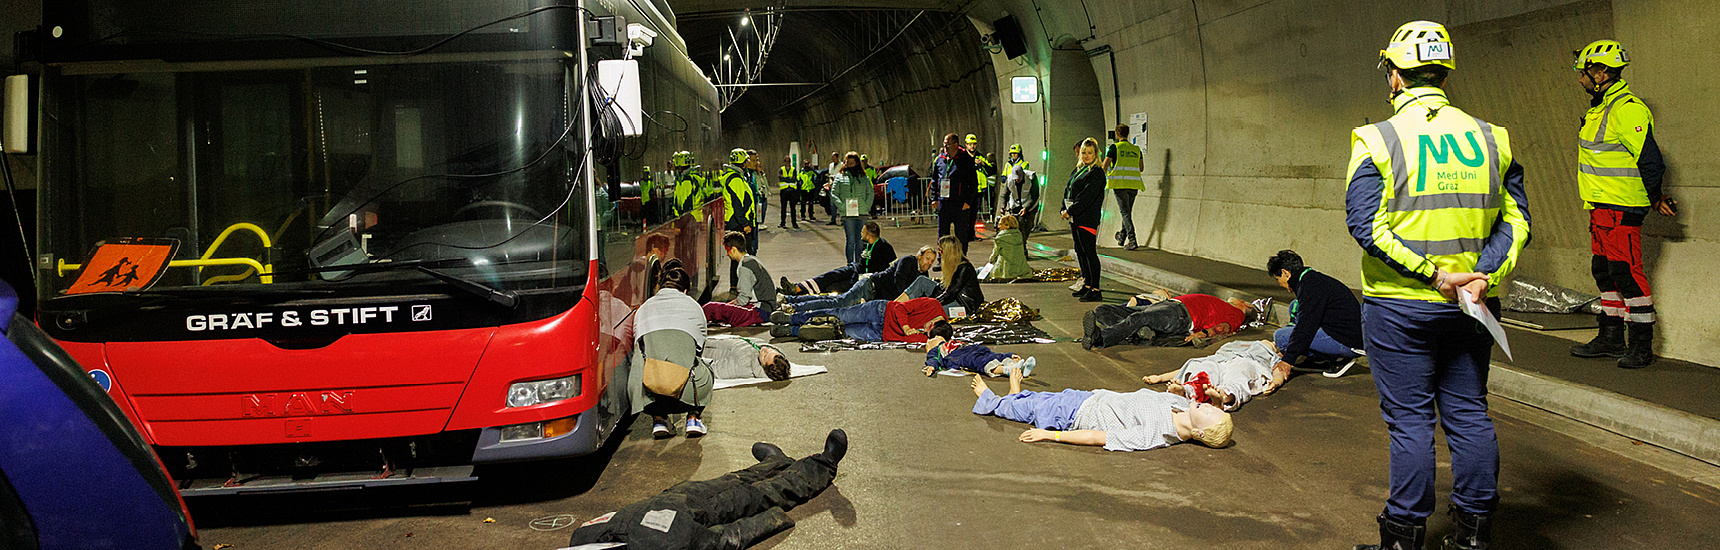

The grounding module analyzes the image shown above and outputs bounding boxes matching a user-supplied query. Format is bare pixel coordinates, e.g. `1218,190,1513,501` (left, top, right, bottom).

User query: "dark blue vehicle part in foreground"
0,281,198,549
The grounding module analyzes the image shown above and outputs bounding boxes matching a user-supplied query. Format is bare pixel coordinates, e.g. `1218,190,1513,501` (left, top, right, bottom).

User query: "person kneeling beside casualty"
968,368,1233,451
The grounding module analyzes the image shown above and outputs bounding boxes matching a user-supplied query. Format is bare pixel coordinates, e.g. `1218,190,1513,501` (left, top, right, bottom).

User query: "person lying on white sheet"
701,335,791,382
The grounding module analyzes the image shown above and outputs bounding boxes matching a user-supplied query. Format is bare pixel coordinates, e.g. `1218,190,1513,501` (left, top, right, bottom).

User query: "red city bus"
26,0,725,495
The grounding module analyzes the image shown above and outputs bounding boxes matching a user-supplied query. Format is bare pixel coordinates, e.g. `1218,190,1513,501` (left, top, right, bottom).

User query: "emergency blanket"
713,363,829,390
1503,277,1599,314
798,322,1055,353
953,298,1041,324
982,267,1081,284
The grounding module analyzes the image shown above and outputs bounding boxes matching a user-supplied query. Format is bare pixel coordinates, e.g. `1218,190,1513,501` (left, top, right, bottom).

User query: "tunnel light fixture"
741,16,750,27
1041,150,1049,162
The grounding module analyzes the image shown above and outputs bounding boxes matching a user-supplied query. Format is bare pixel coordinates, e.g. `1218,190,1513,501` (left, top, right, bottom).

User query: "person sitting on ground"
934,235,985,315
778,246,939,313
921,319,1036,377
566,429,849,550
769,296,948,343
1265,249,1365,385
1141,340,1279,410
781,221,896,295
630,259,714,439
968,368,1233,451
984,214,1033,280
1082,289,1256,350
704,231,779,328
702,335,792,382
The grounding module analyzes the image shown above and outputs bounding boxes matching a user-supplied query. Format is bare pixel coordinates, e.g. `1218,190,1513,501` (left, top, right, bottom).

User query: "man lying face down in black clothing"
566,429,849,550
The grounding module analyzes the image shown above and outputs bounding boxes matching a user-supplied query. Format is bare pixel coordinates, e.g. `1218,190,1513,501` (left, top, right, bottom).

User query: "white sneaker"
1069,280,1085,291
1323,358,1359,378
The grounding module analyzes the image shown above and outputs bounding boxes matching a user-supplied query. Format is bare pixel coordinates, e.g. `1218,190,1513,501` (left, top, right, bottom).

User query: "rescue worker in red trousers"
1565,39,1677,369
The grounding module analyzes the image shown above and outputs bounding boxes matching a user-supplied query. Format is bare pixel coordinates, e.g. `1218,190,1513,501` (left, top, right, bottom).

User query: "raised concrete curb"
1489,366,1720,468
1030,240,1720,469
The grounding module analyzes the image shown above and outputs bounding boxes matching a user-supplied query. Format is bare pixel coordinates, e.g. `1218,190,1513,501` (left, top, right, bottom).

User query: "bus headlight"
505,374,581,408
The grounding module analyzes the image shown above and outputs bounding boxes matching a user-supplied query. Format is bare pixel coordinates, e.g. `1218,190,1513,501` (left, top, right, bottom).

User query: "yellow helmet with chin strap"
729,148,749,165
1009,144,1022,155
1378,21,1455,71
1573,39,1629,70
671,150,696,167
965,133,979,145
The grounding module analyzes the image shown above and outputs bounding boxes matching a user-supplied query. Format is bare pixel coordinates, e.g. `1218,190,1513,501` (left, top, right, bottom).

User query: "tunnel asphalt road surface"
194,224,1720,549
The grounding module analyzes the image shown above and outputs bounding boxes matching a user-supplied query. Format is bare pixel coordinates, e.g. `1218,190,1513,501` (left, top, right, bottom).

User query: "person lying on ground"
702,335,792,382
1082,289,1256,349
704,231,779,328
769,296,947,343
1265,249,1365,384
934,235,985,315
968,368,1233,451
984,214,1033,280
631,259,714,439
777,246,940,313
780,221,896,295
566,430,848,550
1141,340,1278,410
920,319,1037,377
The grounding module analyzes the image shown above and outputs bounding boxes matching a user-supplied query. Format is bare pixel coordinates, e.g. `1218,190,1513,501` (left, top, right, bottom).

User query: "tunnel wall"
721,13,1000,183
976,0,1720,366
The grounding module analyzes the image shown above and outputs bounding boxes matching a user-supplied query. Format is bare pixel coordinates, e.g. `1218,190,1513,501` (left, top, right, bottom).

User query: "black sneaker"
770,323,795,338
1082,310,1100,350
1080,289,1103,302
770,310,792,325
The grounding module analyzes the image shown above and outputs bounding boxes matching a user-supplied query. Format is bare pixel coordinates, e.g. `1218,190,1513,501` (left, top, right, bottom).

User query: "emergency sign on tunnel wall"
1011,76,1038,103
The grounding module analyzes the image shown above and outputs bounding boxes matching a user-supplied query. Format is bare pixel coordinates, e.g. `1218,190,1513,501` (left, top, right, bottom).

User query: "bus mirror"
3,74,34,154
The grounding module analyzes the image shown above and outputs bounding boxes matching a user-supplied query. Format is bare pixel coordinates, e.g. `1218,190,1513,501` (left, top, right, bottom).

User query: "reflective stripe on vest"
1576,91,1649,207
780,166,798,188
1106,142,1144,189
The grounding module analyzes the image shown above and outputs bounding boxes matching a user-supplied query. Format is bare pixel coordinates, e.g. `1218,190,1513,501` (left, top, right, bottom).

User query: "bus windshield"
37,55,590,303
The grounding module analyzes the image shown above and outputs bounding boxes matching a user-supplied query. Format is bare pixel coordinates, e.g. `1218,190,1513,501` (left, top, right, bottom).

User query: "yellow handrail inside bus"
56,222,276,284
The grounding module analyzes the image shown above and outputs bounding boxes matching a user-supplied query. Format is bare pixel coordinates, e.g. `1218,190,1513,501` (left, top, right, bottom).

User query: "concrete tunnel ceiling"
671,1,985,135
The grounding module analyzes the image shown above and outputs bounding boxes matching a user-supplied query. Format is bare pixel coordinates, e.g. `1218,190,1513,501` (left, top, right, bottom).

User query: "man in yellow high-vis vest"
671,151,706,218
1565,39,1677,369
1102,124,1146,250
1346,21,1529,550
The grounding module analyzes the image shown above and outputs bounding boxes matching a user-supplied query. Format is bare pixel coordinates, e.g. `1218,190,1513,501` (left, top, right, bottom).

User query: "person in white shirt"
968,369,1233,451
1142,340,1278,411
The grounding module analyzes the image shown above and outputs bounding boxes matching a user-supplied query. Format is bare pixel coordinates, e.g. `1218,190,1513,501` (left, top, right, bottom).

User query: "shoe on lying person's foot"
770,323,795,339
822,429,849,465
1082,310,1100,350
799,324,841,342
778,276,796,295
770,310,792,325
752,442,789,463
685,417,707,438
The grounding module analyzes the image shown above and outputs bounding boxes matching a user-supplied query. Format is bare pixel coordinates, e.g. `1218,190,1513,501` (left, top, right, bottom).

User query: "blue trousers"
791,300,886,341
787,275,936,312
1273,326,1363,363
1364,298,1499,524
843,218,866,266
972,389,1092,431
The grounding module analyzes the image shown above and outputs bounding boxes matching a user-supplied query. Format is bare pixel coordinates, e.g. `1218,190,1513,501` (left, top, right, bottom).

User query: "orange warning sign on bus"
66,237,180,294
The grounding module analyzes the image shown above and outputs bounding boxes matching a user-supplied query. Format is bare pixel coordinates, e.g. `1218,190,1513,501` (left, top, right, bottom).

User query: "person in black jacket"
566,430,848,550
773,247,939,314
934,235,985,314
1061,137,1108,302
1265,250,1365,388
781,221,896,295
932,133,980,252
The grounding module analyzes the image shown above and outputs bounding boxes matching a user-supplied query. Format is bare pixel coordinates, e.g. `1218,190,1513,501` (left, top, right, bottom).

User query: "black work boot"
821,428,848,466
1618,322,1656,369
1354,514,1425,550
751,442,788,463
715,508,794,550
1443,510,1491,550
1570,315,1627,358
